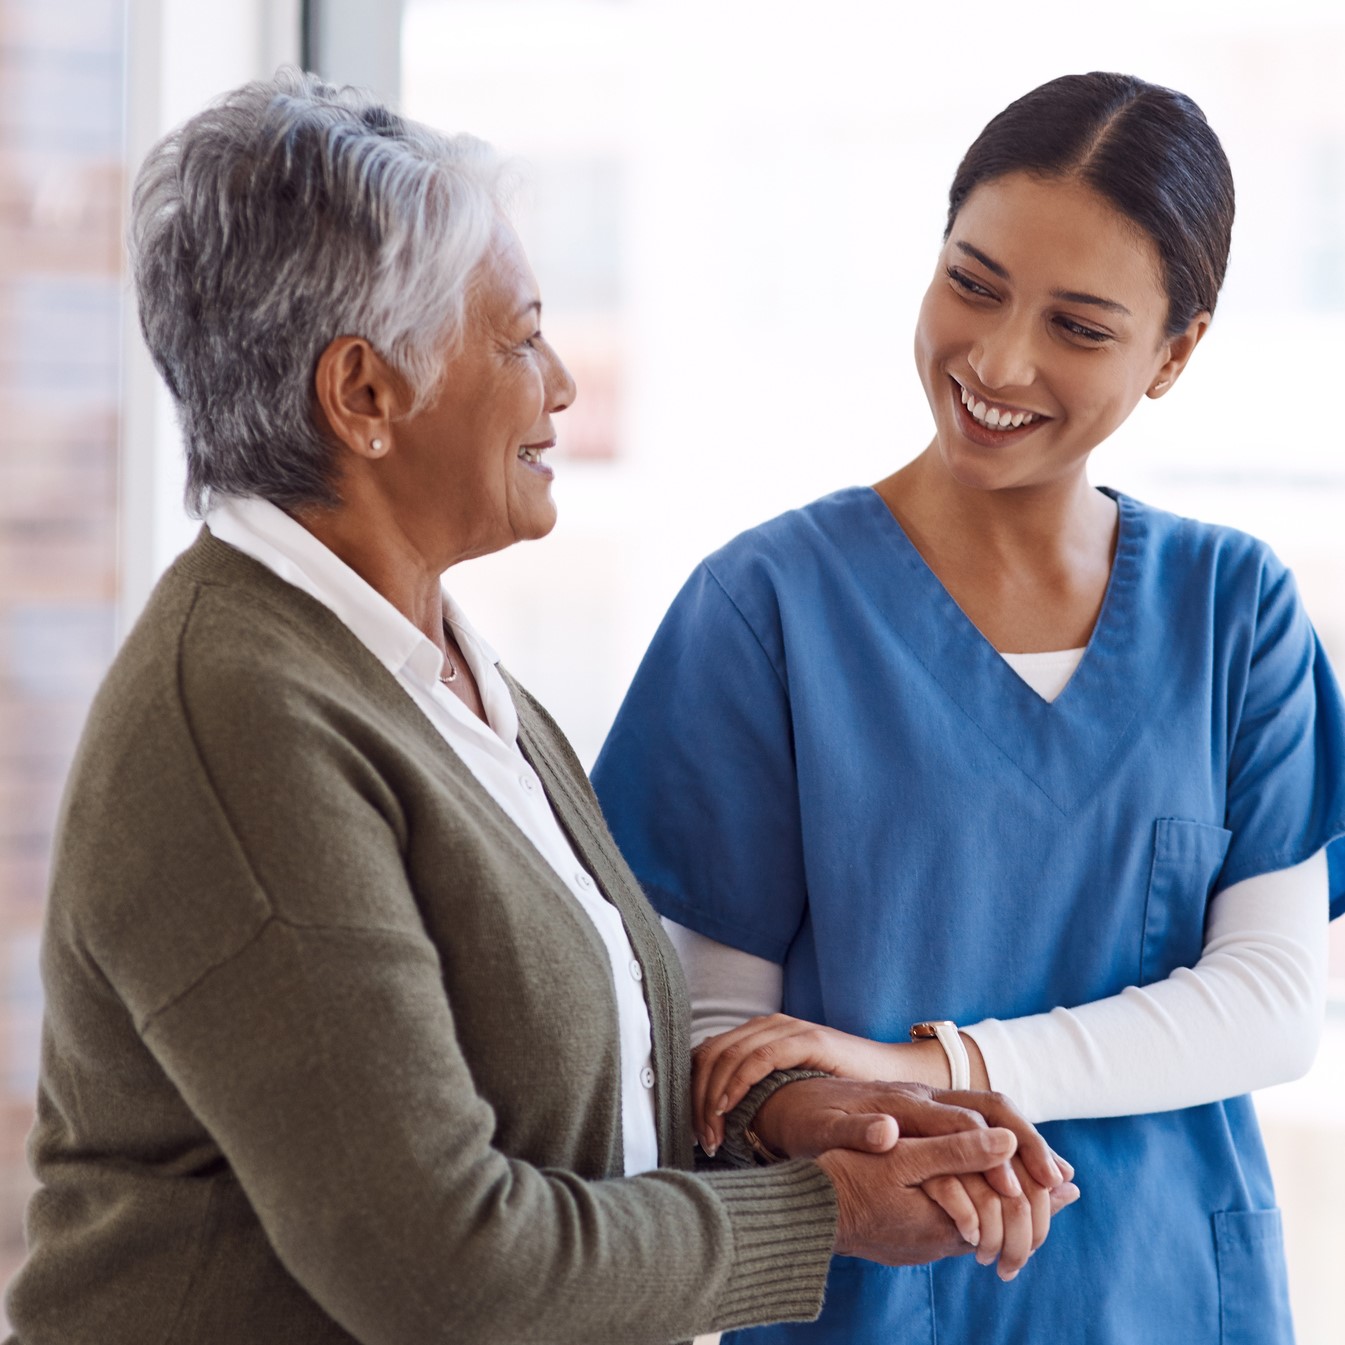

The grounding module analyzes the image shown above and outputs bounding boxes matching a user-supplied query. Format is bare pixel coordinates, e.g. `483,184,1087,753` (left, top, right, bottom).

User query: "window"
0,0,125,1307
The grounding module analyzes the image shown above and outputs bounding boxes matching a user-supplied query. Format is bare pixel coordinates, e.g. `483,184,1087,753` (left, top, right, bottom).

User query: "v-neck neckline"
841,485,1146,817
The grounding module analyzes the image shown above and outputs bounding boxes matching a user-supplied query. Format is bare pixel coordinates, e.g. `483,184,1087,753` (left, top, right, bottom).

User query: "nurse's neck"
873,454,1119,654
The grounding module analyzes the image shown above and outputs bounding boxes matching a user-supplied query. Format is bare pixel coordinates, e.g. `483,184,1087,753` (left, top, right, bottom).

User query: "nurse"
593,72,1345,1345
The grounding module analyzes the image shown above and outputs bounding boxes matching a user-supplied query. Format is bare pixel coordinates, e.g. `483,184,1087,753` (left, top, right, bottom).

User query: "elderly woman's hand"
750,1077,1078,1280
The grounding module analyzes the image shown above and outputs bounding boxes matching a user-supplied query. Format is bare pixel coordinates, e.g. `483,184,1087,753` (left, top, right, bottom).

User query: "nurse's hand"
752,1077,1078,1279
693,1013,975,1153
920,1157,1066,1280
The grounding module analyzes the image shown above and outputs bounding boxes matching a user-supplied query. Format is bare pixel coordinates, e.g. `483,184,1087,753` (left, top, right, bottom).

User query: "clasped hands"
692,1016,1080,1280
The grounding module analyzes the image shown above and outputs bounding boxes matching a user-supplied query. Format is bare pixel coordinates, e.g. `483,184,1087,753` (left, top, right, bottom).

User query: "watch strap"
910,1019,971,1091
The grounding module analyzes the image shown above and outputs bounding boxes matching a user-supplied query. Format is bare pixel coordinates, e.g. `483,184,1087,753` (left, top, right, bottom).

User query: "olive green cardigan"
6,531,836,1344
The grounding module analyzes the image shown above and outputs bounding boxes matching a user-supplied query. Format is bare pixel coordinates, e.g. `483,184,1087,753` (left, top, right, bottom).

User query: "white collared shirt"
207,496,659,1175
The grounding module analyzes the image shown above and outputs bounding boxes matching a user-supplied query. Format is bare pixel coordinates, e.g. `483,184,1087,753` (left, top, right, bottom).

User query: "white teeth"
956,382,1039,431
518,446,542,463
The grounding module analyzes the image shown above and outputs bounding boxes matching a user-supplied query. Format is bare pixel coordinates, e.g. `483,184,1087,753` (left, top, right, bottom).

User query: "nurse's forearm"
666,919,989,1091
963,850,1327,1123
668,847,1327,1124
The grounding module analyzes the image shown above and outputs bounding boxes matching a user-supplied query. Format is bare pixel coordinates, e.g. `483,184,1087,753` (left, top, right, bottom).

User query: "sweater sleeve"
139,917,836,1345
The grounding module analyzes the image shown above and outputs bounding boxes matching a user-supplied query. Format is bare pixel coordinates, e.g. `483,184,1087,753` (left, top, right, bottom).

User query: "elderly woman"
3,72,1074,1345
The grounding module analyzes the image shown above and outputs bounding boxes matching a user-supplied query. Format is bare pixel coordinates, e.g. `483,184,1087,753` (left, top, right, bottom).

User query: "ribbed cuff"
698,1158,837,1332
719,1068,832,1168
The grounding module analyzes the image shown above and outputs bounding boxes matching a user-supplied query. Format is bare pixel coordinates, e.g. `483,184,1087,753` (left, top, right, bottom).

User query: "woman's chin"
935,440,1027,493
512,497,559,544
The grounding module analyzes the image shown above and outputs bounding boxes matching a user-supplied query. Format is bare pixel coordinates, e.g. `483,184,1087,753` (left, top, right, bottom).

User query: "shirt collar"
205,498,510,739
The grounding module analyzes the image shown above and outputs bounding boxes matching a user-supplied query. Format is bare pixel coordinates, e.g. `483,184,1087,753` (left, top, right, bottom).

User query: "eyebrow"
516,300,542,322
954,241,1132,316
1051,289,1131,316
956,242,1009,280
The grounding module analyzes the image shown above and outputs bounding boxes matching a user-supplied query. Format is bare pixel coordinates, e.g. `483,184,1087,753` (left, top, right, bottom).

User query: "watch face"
910,1019,955,1041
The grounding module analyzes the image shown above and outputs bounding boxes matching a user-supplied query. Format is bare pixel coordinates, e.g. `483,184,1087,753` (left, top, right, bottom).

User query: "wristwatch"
910,1020,970,1091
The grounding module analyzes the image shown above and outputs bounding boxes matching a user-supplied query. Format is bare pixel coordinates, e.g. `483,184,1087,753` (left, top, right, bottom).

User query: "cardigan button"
575,871,594,890
629,959,643,982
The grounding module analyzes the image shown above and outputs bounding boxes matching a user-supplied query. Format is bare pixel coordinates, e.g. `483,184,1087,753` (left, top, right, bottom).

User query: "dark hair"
946,72,1234,337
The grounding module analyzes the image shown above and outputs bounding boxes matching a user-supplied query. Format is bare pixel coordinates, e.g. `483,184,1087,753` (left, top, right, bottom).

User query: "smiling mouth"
518,439,554,464
951,377,1046,432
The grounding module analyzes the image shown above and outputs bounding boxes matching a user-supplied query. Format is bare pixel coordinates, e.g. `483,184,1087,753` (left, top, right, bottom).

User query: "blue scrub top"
594,486,1345,1345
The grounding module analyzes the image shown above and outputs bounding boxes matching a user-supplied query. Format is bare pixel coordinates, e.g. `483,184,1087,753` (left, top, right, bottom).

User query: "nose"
547,343,577,414
967,312,1037,393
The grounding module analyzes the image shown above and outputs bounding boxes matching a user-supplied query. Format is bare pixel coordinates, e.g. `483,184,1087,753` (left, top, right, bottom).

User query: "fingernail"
976,1249,995,1267
865,1120,889,1146
964,1228,980,1247
705,1142,717,1158
714,1094,729,1116
1047,1160,1064,1187
1000,1268,1019,1283
1004,1168,1022,1197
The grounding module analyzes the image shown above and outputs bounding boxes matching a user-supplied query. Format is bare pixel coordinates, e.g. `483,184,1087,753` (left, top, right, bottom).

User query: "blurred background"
0,0,1341,1338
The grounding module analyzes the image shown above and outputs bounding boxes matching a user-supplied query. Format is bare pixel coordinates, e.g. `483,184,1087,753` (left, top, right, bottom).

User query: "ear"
312,336,409,460
1147,311,1210,399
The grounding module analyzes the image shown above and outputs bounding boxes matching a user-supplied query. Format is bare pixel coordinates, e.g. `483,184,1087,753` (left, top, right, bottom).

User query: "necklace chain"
439,623,460,684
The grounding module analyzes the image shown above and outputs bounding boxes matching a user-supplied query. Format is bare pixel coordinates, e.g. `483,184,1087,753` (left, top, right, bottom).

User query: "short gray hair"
130,68,507,514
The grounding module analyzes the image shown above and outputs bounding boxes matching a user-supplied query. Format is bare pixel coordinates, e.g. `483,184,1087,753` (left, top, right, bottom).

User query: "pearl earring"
370,438,384,454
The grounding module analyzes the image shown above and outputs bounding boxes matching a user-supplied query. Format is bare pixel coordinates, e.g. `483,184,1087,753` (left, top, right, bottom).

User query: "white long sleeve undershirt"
665,852,1326,1124
664,648,1330,1125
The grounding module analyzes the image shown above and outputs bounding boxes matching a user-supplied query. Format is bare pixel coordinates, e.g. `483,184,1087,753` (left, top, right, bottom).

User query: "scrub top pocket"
1213,1209,1293,1345
1140,819,1232,985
